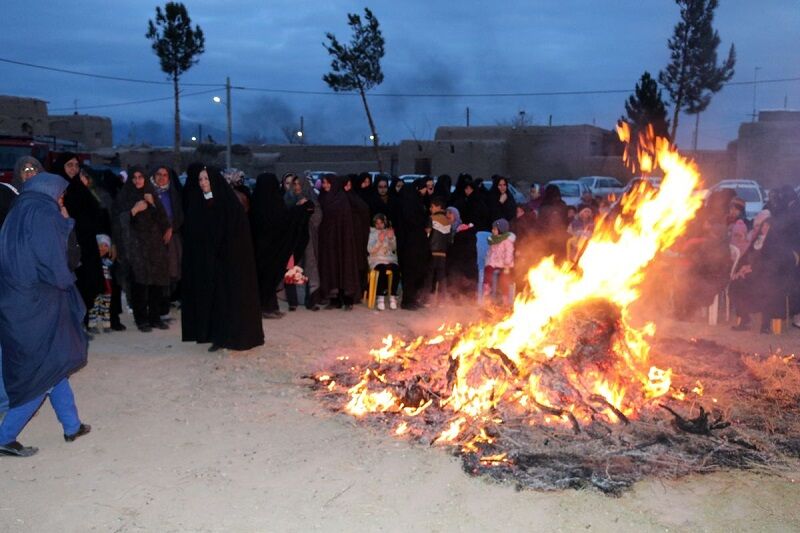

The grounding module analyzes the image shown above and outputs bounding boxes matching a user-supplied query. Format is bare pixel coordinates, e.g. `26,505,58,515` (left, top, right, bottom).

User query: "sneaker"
389,296,398,310
376,296,385,311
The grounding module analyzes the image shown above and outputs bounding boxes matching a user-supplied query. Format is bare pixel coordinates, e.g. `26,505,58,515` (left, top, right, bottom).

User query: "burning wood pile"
308,125,800,494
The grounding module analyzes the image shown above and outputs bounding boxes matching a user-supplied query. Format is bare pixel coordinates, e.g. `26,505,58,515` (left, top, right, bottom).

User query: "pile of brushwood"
309,319,800,496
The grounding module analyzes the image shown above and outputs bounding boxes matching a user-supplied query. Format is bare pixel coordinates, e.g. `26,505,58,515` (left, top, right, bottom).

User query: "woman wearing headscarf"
488,175,518,223
283,175,318,311
452,176,491,232
251,173,290,318
535,184,570,263
112,166,171,332
353,172,376,208
150,166,184,316
348,175,372,296
396,178,431,309
0,172,91,457
370,175,394,221
318,175,362,310
432,174,452,204
55,152,105,323
1,157,41,227
729,210,793,333
445,206,478,302
181,166,264,351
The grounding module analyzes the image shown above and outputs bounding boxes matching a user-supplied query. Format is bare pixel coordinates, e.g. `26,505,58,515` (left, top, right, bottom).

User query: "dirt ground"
2,304,800,532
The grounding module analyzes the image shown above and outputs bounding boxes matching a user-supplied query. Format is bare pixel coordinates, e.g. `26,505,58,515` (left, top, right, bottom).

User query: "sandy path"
2,306,800,532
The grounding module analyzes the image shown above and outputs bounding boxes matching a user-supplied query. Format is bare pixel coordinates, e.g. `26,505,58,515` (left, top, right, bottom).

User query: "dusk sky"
2,0,798,149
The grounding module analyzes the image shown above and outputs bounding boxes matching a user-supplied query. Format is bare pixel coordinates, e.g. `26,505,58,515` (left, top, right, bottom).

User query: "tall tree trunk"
173,74,181,172
669,96,681,143
692,112,700,151
358,86,383,173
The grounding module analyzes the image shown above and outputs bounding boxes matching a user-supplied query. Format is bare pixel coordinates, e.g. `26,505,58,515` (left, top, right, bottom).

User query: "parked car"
399,173,429,184
545,180,590,207
710,179,765,219
622,176,662,194
578,176,625,200
480,179,527,205
368,171,391,183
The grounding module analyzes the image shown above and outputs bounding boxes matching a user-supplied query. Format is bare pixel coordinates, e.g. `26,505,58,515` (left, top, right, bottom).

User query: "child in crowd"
569,207,595,240
484,218,515,306
426,196,451,305
88,234,114,333
367,214,399,310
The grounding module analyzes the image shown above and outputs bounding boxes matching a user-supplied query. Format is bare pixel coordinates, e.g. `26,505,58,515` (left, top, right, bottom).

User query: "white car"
578,176,625,200
622,176,662,194
399,174,429,184
546,180,590,207
711,179,765,219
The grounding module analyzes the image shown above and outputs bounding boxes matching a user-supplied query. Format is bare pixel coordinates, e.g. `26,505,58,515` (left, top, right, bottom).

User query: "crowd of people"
1,157,799,456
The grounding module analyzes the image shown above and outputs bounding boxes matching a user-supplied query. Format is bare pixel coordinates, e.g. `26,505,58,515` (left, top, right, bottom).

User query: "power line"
48,89,220,112
0,57,221,87
3,55,798,99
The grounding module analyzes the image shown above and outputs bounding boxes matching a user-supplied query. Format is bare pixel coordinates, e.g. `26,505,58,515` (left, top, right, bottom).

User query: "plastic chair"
476,231,491,304
367,269,393,309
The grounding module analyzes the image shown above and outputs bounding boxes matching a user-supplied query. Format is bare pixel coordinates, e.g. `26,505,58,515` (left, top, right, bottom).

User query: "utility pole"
225,76,232,170
299,115,305,144
466,107,470,127
751,66,761,122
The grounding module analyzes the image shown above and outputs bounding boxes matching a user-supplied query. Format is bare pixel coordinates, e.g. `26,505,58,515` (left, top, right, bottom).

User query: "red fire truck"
0,135,90,183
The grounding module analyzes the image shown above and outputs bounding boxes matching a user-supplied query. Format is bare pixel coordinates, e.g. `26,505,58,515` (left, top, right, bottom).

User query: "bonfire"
309,124,800,494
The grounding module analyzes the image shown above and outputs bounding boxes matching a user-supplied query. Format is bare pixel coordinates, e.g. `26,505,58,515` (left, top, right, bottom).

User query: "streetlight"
211,77,233,169
191,136,197,142
295,115,305,145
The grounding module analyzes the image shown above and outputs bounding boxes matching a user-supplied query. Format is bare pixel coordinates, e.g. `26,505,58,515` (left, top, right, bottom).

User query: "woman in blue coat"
0,172,91,457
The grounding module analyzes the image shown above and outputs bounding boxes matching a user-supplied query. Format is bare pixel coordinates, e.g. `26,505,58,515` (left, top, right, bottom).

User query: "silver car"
711,179,764,219
546,180,591,207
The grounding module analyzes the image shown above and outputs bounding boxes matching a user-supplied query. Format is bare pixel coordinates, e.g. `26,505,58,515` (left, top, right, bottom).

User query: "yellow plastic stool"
367,269,392,309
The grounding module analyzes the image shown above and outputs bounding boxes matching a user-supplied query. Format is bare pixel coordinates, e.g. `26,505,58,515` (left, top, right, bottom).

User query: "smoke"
238,96,298,143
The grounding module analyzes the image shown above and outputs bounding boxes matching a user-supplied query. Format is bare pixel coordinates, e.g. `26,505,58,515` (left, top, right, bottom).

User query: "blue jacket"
0,173,87,408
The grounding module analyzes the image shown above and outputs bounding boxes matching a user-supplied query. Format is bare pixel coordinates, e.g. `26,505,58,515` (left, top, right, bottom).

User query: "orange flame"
335,122,704,450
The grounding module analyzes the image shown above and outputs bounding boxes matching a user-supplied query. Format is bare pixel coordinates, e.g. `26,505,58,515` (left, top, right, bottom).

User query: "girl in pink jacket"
484,218,515,305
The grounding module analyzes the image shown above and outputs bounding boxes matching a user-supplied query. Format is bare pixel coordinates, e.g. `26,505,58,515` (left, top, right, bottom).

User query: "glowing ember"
322,123,709,473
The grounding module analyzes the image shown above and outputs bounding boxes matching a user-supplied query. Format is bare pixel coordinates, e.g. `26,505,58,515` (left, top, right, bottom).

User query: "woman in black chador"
396,178,431,309
318,175,362,310
181,165,263,351
250,173,290,318
55,152,104,322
